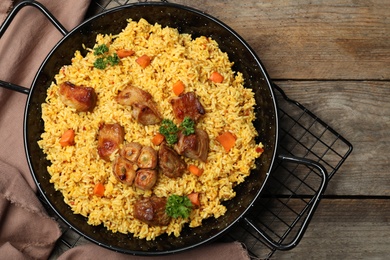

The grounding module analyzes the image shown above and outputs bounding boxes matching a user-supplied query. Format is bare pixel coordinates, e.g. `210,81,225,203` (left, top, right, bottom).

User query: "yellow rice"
38,18,263,240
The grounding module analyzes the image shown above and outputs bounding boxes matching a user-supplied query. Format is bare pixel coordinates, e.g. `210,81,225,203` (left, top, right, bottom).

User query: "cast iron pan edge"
23,2,278,255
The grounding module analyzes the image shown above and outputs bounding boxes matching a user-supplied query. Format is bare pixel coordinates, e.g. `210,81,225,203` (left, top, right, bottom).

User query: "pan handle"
0,0,69,95
243,155,328,251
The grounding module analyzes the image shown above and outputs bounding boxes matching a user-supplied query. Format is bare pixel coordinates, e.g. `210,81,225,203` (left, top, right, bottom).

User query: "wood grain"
272,199,390,259
275,80,390,196
175,0,390,80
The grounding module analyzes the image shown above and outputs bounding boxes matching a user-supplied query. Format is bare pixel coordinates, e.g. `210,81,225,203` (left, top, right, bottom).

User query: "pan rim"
23,2,278,255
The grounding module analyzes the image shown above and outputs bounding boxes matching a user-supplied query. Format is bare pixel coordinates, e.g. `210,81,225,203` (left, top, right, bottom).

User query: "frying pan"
0,0,328,255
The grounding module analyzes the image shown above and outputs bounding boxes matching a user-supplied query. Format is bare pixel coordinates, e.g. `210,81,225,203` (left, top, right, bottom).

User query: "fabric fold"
58,242,250,260
0,160,62,259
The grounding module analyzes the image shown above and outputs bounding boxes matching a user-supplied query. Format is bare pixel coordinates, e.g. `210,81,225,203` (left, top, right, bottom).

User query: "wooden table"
47,0,389,258
162,0,389,258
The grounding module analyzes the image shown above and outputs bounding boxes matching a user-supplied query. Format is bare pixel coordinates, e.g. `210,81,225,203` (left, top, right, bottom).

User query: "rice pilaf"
38,18,263,240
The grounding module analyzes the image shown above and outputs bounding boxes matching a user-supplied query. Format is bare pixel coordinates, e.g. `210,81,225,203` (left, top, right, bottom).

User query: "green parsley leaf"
179,116,195,136
93,44,109,56
159,119,178,145
107,53,120,66
165,194,193,218
93,57,107,69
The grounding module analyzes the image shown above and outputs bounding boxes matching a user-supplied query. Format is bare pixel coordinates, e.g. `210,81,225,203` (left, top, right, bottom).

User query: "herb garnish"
106,53,120,66
93,44,109,55
93,57,107,70
179,117,195,136
165,194,193,218
92,44,120,69
159,117,196,145
159,119,178,145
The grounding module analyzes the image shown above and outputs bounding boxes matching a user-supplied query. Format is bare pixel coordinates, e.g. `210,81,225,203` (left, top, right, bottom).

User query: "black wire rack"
221,83,352,258
45,1,353,258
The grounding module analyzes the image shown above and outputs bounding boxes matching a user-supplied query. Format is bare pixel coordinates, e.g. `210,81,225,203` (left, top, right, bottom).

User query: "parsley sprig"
93,44,109,55
159,119,178,145
180,117,195,136
159,117,196,145
92,44,120,69
165,194,193,218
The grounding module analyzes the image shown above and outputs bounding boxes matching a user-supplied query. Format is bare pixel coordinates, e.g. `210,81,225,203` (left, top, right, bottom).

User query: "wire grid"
222,84,352,258
47,1,353,258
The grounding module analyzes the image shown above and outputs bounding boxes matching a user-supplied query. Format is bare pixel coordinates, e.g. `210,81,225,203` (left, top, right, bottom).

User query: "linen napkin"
0,1,251,259
0,0,91,259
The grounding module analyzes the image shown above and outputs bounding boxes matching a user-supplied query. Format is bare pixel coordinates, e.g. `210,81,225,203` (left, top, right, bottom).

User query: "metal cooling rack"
221,83,352,258
46,1,353,258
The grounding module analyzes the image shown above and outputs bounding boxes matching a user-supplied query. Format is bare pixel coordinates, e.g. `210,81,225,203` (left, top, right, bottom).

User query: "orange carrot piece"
59,129,75,147
172,80,185,96
216,131,236,152
209,71,224,83
136,54,151,68
256,146,264,153
93,182,105,197
152,132,165,146
116,49,135,58
187,192,200,208
188,164,204,177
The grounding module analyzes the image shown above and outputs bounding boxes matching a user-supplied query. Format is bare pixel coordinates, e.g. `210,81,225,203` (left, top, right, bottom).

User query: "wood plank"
175,0,390,80
274,80,390,196
272,198,390,259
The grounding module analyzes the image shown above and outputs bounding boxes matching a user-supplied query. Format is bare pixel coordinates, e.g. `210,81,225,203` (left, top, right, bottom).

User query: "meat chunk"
112,156,137,185
174,129,209,162
97,123,125,161
131,102,162,125
133,196,171,226
170,92,205,122
158,142,187,178
120,142,142,163
115,86,161,125
115,85,152,106
134,169,157,190
137,146,158,169
58,81,97,112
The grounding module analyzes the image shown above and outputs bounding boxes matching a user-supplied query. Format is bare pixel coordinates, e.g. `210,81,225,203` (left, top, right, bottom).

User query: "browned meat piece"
134,169,157,190
120,142,142,163
158,142,187,178
112,156,137,185
115,86,152,106
133,196,171,226
170,92,205,122
97,123,125,161
115,86,162,125
58,81,97,112
174,129,209,163
131,102,162,125
137,146,158,169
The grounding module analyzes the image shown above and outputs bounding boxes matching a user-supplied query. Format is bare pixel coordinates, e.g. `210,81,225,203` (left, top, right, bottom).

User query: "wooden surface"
169,0,390,258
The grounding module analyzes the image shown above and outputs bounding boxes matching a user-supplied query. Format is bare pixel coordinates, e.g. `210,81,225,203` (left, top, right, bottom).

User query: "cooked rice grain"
38,18,263,240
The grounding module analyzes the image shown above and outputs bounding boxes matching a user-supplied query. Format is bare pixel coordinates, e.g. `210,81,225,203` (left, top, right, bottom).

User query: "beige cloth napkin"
0,1,250,259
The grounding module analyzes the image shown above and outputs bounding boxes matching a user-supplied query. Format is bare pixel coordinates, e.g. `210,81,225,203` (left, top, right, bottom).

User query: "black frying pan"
0,1,327,255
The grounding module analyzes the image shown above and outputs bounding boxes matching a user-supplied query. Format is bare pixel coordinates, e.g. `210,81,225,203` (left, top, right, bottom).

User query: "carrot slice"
93,182,105,197
187,192,200,208
209,71,224,83
172,80,185,96
256,146,264,153
152,133,165,146
216,131,236,152
116,49,135,58
59,129,75,147
136,54,151,68
188,164,204,177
